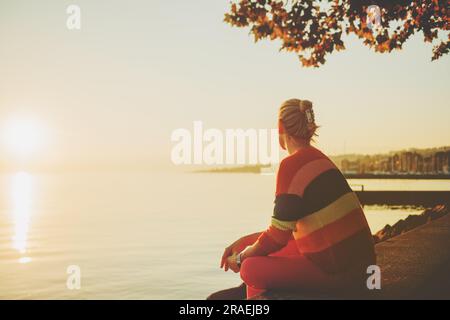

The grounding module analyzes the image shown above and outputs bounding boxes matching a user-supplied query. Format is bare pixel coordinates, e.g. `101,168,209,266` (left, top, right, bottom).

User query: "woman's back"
275,146,376,274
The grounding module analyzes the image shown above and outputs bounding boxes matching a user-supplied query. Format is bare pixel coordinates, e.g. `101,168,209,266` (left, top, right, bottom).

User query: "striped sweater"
258,146,376,274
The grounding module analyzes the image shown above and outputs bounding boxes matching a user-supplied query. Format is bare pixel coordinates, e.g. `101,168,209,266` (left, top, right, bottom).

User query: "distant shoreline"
344,173,450,180
193,164,271,174
193,166,450,179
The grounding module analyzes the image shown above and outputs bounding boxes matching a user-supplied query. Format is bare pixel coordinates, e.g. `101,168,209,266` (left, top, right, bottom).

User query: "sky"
0,0,449,171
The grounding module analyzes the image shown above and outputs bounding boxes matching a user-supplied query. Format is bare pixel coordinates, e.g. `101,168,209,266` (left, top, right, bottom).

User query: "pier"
355,190,450,207
355,190,450,206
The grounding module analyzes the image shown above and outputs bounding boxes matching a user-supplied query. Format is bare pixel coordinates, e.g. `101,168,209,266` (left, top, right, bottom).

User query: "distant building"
339,149,450,175
423,155,434,173
400,152,412,173
392,154,401,172
341,159,360,174
435,151,449,173
445,151,450,174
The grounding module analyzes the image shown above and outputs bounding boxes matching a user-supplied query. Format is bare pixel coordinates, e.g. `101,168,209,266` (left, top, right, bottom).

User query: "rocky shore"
373,205,449,243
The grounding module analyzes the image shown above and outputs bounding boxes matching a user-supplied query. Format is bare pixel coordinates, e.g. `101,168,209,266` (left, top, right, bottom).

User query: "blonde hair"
279,98,318,141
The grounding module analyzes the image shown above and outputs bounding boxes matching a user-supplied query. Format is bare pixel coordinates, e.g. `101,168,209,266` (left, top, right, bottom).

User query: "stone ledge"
252,211,450,300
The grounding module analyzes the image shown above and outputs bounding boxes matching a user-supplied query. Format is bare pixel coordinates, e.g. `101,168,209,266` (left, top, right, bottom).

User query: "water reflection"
11,171,33,262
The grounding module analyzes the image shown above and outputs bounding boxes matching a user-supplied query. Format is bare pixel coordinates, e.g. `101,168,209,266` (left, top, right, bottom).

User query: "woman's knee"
240,257,267,289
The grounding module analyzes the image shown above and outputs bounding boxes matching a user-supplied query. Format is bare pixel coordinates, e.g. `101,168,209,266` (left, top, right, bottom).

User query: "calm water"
0,172,448,299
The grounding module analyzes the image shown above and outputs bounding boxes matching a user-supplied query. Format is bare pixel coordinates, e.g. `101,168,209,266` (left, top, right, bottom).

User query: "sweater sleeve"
257,160,299,253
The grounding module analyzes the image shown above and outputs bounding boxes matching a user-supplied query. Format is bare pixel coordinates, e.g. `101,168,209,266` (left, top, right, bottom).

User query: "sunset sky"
1,0,449,171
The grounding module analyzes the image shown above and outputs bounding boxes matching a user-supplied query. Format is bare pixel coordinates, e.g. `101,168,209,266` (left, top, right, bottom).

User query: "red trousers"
240,240,345,299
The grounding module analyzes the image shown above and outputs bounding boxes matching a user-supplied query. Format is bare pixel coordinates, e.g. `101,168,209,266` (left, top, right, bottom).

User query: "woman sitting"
213,98,376,299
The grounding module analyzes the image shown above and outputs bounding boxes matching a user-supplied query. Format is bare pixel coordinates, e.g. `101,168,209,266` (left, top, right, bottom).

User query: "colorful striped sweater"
258,146,376,274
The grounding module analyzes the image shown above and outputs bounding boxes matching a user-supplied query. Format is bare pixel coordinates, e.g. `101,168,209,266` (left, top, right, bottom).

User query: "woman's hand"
221,238,245,271
220,245,233,270
220,232,262,271
225,253,240,273
221,244,239,271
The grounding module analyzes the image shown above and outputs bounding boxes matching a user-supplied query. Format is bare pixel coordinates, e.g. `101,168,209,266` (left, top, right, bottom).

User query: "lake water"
0,171,448,299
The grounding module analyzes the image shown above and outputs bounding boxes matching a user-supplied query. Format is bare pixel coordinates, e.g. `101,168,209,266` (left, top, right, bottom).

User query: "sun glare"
3,118,44,157
11,171,33,257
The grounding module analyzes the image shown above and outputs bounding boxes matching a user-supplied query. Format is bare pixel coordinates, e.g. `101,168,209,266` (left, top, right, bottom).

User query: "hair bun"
279,98,318,141
299,100,313,112
299,100,315,126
